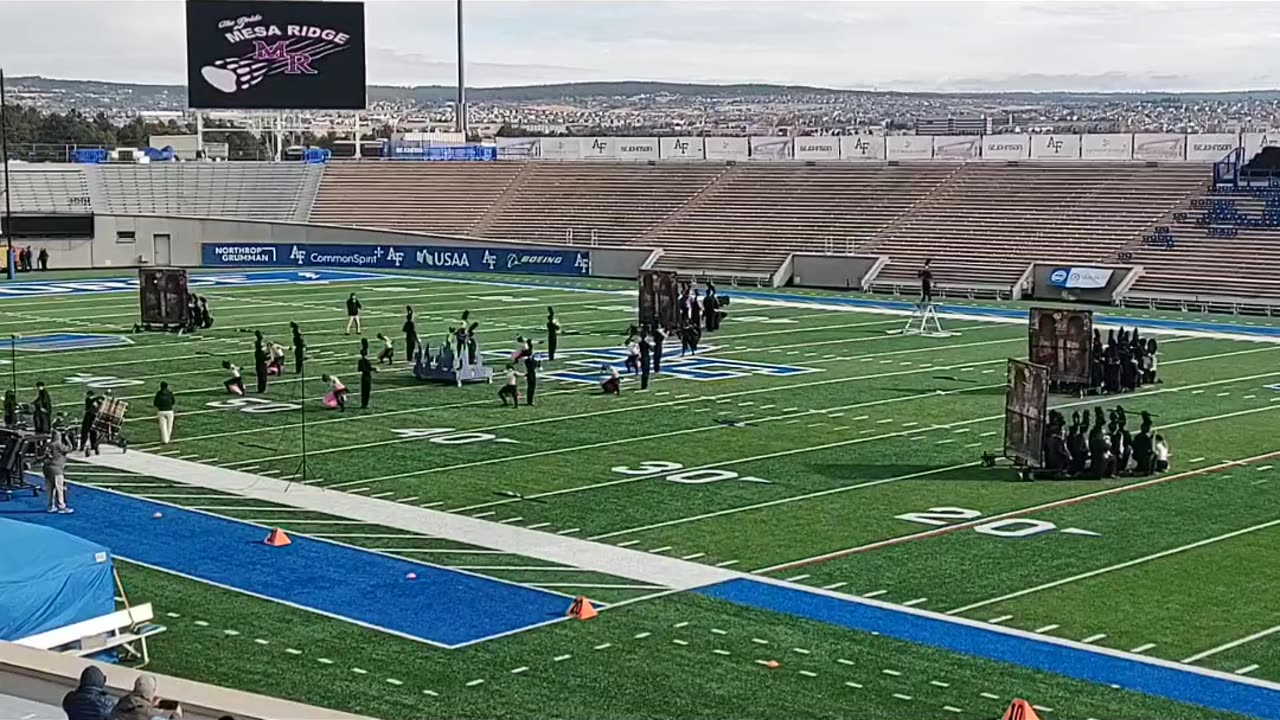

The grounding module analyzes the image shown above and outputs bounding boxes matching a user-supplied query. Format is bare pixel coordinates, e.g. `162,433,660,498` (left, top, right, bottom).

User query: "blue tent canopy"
0,518,115,641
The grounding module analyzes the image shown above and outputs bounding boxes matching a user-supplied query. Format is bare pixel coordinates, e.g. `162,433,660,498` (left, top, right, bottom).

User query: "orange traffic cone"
264,528,292,547
566,596,598,621
1001,699,1041,720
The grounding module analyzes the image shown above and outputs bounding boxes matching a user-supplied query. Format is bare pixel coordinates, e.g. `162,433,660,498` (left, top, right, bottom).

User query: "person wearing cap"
63,665,113,720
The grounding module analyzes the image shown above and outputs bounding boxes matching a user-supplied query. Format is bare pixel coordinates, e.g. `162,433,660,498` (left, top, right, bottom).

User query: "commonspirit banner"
202,242,592,276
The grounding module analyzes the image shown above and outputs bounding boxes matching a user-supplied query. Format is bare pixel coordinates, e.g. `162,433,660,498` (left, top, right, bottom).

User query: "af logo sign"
490,345,822,384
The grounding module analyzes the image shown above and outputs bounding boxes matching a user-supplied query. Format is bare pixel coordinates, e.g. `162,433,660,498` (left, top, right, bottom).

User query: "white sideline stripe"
82,450,734,590
1081,634,1108,644
946,518,1280,615
1182,625,1280,663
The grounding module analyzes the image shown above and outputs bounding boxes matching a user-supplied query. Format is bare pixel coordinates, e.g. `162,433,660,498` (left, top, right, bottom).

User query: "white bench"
15,603,166,667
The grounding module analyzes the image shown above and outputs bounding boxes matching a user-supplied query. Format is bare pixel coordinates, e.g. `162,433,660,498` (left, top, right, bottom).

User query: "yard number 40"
894,507,1099,539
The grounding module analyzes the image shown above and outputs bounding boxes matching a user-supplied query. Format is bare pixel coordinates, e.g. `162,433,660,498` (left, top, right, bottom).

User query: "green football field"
4,269,1279,720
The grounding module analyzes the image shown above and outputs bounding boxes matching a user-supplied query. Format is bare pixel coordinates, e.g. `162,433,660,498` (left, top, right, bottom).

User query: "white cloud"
1,0,1279,90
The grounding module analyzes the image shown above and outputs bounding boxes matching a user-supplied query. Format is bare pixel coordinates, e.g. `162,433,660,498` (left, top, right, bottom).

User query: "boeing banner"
202,243,592,276
1047,266,1114,289
186,0,367,110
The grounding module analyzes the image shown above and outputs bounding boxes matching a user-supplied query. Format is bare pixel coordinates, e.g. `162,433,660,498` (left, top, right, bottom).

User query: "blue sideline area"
699,579,1280,720
12,333,133,352
0,484,570,648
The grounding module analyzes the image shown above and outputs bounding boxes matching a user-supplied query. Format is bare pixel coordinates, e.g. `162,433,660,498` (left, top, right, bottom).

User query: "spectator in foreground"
1154,435,1171,473
111,674,181,720
63,665,114,720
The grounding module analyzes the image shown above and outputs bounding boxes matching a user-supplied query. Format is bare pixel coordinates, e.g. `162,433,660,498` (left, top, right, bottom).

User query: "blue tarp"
0,517,114,641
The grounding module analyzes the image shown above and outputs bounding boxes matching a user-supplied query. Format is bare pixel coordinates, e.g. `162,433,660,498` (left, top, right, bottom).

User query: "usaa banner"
202,243,591,276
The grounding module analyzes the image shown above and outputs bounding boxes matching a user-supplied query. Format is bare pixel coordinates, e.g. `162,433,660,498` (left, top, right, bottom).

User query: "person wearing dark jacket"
344,293,362,335
402,306,418,363
38,247,49,271
33,381,52,434
290,322,306,375
3,389,16,428
153,381,176,444
358,352,375,409
652,326,665,373
81,390,102,453
63,665,114,720
111,674,171,720
546,307,560,361
639,332,652,390
253,331,268,393
523,352,539,406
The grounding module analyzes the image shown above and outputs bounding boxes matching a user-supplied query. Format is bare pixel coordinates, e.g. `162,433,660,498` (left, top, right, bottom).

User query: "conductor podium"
413,340,493,386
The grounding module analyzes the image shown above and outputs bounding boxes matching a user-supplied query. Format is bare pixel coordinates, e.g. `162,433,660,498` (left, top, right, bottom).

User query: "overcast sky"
3,0,1280,92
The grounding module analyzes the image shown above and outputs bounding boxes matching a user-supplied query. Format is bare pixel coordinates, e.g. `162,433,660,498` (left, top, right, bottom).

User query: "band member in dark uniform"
291,322,306,375
546,307,560,362
652,325,665,373
454,325,468,368
358,351,375,409
32,382,52,434
691,289,703,329
524,351,539,406
253,331,268,393
919,259,933,304
403,306,418,363
639,330,652,390
467,322,480,365
3,389,16,428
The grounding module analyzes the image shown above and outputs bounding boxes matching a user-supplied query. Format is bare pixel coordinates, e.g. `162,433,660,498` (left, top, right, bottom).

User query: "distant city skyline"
3,0,1280,92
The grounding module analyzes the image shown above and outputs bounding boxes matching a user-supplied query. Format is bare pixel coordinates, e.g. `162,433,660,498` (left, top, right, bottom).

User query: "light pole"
0,68,13,280
455,0,467,139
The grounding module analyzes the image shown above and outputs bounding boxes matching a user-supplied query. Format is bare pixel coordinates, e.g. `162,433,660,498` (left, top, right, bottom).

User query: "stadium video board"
185,0,366,110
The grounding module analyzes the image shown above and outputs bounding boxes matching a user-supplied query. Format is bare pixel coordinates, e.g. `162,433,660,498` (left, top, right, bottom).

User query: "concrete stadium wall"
789,254,885,291
30,214,656,280
0,641,372,720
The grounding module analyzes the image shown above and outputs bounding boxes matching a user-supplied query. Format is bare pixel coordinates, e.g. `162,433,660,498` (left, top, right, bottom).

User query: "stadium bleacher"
84,163,318,222
867,163,1208,292
0,165,92,213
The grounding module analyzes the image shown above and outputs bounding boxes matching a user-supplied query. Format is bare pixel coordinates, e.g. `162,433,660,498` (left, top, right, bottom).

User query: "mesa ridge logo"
186,0,366,110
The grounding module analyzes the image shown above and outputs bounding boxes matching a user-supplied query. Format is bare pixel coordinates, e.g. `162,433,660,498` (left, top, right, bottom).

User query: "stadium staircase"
472,162,727,247
310,161,525,236
642,163,955,278
863,163,1207,296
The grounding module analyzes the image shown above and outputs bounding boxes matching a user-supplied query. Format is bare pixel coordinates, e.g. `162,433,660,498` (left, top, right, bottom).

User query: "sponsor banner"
1080,133,1134,161
885,135,933,161
496,137,540,160
933,135,982,160
538,136,582,161
660,137,706,160
840,135,886,161
1243,132,1280,162
704,136,750,161
1048,266,1114,290
982,135,1030,160
185,0,366,110
1029,134,1081,160
614,137,660,161
581,137,618,159
202,243,591,276
750,136,793,160
1185,133,1239,162
792,137,841,161
1133,133,1186,162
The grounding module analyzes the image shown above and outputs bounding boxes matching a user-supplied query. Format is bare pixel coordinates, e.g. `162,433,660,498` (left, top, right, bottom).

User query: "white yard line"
1182,625,1280,664
945,518,1280,615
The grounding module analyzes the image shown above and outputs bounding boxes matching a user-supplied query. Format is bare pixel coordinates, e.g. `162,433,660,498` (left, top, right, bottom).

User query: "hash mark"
594,643,612,650
553,654,572,662
465,679,485,687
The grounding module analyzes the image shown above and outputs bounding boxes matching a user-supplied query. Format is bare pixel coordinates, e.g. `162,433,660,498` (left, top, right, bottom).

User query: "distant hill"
9,75,1280,107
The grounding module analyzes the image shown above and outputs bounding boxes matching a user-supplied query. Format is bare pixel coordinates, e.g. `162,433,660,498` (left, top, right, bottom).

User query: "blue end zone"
699,579,1280,720
2,484,571,648
13,333,133,352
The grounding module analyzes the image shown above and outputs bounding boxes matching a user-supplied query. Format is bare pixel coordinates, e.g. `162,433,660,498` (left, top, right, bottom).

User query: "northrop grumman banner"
202,243,591,276
186,0,367,110
1048,266,1113,289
